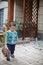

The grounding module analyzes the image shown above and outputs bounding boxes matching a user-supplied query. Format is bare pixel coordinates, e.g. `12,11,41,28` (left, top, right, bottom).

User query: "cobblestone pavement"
0,41,43,65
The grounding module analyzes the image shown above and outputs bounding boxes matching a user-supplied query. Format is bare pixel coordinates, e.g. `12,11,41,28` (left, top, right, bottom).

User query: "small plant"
0,38,5,43
0,38,5,48
0,38,2,43
14,19,23,37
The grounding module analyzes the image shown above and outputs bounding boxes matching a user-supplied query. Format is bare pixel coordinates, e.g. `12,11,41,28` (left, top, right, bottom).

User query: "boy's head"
10,22,16,32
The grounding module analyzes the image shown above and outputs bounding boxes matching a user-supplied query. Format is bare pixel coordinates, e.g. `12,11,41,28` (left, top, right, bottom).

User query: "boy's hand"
16,40,20,44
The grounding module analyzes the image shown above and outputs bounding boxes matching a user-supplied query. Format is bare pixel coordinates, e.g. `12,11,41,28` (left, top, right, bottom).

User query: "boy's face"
10,26,16,32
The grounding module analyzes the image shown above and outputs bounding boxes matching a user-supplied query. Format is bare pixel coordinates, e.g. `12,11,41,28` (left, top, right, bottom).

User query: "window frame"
0,8,4,33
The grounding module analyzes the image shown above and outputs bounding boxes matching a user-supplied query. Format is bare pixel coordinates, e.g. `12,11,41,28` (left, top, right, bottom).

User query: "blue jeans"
7,44,16,55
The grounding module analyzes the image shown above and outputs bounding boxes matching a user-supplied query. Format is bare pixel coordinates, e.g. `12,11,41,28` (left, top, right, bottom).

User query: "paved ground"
0,41,43,65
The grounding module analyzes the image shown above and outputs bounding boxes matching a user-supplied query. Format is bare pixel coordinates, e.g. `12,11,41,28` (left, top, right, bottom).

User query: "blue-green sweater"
7,30,18,44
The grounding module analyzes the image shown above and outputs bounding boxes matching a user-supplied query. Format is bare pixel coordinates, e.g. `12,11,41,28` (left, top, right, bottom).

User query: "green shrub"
0,38,2,42
0,38,5,43
14,20,23,37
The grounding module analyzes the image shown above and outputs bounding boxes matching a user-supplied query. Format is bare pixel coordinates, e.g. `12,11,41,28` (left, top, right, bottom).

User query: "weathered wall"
14,0,23,22
38,0,43,40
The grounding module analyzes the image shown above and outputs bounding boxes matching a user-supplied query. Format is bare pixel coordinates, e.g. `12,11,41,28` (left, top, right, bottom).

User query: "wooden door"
22,0,39,39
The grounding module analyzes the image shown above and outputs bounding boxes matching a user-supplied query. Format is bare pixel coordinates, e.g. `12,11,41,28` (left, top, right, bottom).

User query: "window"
0,9,4,33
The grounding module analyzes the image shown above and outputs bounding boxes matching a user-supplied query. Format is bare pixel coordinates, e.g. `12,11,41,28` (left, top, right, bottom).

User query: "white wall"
14,0,23,22
38,0,43,33
0,1,8,25
0,1,8,9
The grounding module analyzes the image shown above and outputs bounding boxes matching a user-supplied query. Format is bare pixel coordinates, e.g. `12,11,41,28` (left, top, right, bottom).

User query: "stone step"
18,37,36,44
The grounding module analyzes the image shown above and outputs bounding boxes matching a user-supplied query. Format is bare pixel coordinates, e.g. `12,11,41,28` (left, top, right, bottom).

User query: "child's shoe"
11,54,14,58
6,57,10,61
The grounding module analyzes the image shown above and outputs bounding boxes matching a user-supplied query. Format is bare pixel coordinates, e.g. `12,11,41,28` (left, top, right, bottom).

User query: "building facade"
0,0,43,40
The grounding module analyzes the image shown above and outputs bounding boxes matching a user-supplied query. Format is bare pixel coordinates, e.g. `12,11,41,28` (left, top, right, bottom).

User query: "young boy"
6,22,18,61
